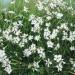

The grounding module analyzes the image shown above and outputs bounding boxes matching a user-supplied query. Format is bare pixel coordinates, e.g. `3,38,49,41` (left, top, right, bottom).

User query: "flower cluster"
0,49,12,74
0,0,75,75
54,55,65,71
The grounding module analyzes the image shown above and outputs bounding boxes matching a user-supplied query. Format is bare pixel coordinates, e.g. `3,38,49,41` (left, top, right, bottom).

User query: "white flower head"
54,55,62,62
33,61,39,71
28,35,33,40
53,12,63,19
70,46,75,51
46,23,51,27
45,58,52,67
23,49,32,57
34,35,40,41
29,14,35,21
30,43,36,53
56,63,63,71
0,49,12,74
47,40,54,48
4,65,12,74
46,16,52,20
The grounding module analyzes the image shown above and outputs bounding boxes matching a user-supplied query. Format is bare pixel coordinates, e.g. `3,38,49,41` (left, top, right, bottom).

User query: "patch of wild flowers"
0,0,75,75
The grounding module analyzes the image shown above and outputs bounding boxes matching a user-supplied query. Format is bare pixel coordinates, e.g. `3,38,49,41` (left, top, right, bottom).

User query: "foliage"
0,0,75,75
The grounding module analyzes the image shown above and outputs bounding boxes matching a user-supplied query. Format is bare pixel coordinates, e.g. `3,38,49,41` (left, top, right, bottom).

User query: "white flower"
4,65,12,74
34,35,40,41
37,47,44,54
0,50,6,61
12,26,18,33
31,27,40,32
22,38,28,43
70,46,75,51
31,19,38,25
0,49,12,74
54,54,65,72
39,52,45,59
33,61,39,71
21,34,28,43
3,28,11,40
70,58,75,72
30,43,36,53
19,42,25,48
29,14,35,21
62,31,68,40
21,33,28,38
12,37,20,44
54,43,60,50
73,64,75,68
56,63,63,71
15,30,21,36
47,40,54,48
45,58,52,67
23,49,32,57
50,29,59,39
60,23,69,30
28,35,33,40
46,16,52,20
46,23,51,27
68,31,75,42
37,47,45,58
54,55,62,62
49,3,56,9
29,16,43,33
57,13,63,19
44,27,51,39
54,12,63,19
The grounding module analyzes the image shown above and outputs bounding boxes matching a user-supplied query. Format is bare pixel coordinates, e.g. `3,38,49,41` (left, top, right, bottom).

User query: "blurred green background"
0,0,75,9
